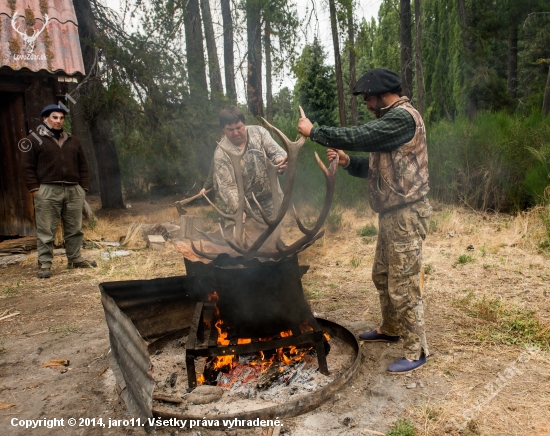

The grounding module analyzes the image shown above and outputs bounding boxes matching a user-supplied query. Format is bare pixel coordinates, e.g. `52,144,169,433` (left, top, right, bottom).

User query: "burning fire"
208,292,230,346
200,292,329,388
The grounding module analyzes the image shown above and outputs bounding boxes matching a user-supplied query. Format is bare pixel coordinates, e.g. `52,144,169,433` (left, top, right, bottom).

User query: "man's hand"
32,191,38,197
242,211,246,223
275,157,288,174
199,188,206,196
327,148,350,167
297,117,314,137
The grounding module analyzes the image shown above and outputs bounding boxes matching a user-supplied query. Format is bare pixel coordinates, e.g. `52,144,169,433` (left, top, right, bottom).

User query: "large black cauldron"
184,254,313,339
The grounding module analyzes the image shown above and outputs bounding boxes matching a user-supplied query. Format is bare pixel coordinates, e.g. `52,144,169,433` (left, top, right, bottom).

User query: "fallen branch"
0,404,17,410
0,312,20,322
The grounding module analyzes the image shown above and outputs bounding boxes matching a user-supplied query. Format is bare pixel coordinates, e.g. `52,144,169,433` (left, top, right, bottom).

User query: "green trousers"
33,184,86,269
372,198,432,360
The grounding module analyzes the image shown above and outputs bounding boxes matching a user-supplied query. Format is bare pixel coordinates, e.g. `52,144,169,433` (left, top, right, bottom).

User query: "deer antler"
191,107,337,260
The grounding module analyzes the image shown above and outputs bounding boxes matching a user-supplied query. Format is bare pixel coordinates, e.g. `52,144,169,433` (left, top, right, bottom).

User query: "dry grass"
2,197,550,436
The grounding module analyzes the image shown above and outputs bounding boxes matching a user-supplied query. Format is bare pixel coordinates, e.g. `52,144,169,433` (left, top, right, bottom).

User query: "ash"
150,335,354,415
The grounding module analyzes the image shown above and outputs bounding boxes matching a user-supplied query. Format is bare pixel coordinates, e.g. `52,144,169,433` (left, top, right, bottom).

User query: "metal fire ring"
152,318,361,426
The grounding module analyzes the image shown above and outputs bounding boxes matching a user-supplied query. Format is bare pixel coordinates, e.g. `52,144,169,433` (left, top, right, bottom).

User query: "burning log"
256,363,281,390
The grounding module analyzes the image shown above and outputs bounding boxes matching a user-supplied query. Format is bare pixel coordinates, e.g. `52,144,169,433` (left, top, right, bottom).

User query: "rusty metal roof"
0,0,85,76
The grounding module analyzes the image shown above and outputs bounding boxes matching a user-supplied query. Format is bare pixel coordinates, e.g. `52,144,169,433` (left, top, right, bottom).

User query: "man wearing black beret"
21,104,97,279
298,68,431,374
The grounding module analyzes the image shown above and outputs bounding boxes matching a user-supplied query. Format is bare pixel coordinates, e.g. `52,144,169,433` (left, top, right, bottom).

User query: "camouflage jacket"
367,98,429,213
213,126,287,214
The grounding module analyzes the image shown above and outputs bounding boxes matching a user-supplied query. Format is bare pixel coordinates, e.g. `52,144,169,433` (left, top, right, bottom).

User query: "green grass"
387,418,416,436
424,264,433,275
357,223,378,236
454,294,550,347
453,254,475,267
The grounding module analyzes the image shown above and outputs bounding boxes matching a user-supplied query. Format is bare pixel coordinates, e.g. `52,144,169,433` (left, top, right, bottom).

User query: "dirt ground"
1,195,549,436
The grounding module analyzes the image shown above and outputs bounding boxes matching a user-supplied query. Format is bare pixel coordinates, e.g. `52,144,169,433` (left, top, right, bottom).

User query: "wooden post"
180,216,205,239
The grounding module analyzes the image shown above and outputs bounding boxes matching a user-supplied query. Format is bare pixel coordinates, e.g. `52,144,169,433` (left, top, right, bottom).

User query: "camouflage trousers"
372,198,432,360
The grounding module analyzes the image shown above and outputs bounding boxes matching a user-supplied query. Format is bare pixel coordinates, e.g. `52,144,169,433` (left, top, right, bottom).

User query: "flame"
324,333,331,341
215,319,230,346
212,354,235,371
203,294,320,387
197,374,205,385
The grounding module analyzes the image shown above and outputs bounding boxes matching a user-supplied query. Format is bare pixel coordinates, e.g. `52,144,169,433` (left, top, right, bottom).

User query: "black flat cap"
352,68,402,96
40,104,68,118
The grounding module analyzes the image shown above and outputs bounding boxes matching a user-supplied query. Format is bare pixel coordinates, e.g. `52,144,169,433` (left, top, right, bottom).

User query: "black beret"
40,104,68,118
352,68,402,96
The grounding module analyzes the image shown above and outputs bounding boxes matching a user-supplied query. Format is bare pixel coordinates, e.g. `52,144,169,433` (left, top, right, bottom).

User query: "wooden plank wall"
0,76,56,236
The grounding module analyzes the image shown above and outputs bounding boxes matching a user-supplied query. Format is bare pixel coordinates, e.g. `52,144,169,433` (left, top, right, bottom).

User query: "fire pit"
100,275,360,425
183,254,330,389
99,110,362,426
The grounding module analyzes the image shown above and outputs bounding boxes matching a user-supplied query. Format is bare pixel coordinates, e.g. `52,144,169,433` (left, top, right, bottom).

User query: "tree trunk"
73,0,125,208
413,0,425,116
221,0,236,101
329,0,346,127
400,0,413,100
247,0,263,117
68,83,99,195
184,0,208,100
265,17,273,122
347,5,358,126
90,117,125,208
200,0,224,97
543,64,550,117
507,24,518,100
458,0,477,120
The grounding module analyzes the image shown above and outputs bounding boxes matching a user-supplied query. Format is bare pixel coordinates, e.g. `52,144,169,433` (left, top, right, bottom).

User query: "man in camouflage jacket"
212,106,287,221
298,68,431,374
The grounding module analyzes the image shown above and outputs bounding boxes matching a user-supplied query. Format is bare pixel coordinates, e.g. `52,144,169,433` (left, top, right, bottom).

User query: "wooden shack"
0,0,85,237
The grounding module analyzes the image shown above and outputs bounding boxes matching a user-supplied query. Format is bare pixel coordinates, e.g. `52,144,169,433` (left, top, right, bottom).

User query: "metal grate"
185,302,329,389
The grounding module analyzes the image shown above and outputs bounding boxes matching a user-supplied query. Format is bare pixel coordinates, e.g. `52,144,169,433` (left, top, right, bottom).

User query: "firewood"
0,237,36,254
256,363,281,390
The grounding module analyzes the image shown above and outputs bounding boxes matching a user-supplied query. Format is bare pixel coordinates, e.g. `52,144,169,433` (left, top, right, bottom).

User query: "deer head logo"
11,11,50,55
